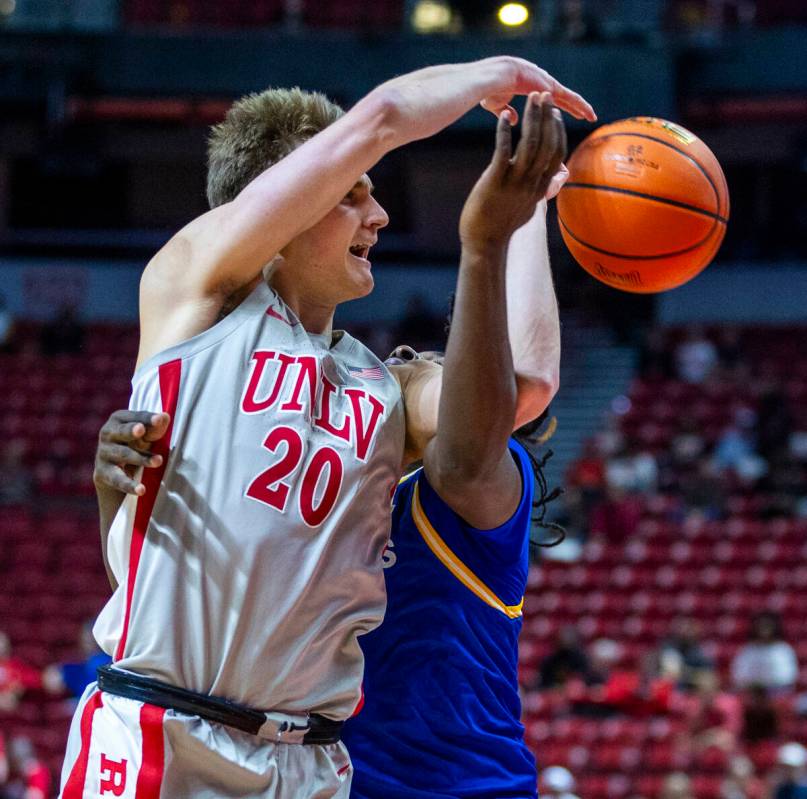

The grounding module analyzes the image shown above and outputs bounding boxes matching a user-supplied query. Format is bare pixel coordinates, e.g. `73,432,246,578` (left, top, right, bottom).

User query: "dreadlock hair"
513,414,566,551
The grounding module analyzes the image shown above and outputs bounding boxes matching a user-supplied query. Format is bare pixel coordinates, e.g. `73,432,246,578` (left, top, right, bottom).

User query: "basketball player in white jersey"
60,63,593,799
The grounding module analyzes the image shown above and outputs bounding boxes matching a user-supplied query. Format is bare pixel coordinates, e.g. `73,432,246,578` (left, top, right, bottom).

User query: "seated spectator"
0,736,50,799
659,617,714,689
638,327,673,380
40,302,85,356
660,772,695,799
0,294,16,354
670,416,707,467
605,442,658,495
675,326,718,383
741,684,779,743
0,633,41,713
769,743,807,799
589,487,643,542
42,620,110,700
721,754,765,799
539,765,581,799
685,670,742,753
0,443,33,507
731,612,798,692
538,626,591,690
551,0,602,42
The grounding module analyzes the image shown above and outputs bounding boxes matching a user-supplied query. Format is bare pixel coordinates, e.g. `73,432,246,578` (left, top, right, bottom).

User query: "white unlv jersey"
95,282,405,720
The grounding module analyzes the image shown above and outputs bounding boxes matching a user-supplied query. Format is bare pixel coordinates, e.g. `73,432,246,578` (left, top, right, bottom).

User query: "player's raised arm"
423,93,566,529
139,59,593,362
505,162,567,427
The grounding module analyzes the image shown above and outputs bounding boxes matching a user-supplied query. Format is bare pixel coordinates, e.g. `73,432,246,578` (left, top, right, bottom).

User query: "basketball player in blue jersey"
93,92,566,798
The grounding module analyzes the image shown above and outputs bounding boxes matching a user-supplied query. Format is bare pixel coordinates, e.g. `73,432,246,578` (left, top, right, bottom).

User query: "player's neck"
268,275,335,336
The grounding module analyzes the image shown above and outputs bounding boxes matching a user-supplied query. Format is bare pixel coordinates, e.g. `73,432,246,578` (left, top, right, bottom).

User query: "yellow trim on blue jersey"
411,482,524,619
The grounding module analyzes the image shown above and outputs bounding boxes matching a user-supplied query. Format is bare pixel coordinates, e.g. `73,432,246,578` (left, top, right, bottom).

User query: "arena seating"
2,323,807,796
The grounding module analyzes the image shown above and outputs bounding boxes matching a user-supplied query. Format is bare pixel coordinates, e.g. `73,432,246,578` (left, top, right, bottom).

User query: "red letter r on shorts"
99,754,128,796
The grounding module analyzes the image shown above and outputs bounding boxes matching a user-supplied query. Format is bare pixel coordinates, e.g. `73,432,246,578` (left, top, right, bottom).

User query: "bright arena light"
0,0,16,16
497,2,529,26
412,0,453,33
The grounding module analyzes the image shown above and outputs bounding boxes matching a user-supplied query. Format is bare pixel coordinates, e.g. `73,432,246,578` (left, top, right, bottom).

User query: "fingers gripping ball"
556,117,729,293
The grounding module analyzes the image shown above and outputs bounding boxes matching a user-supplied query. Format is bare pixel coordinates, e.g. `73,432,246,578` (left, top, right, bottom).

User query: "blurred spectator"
675,327,718,383
42,620,110,700
686,670,742,753
659,617,714,689
670,416,707,467
539,765,581,799
721,754,765,799
755,389,792,461
639,327,674,379
605,443,658,494
0,443,33,507
678,460,727,521
538,626,590,690
660,772,695,799
769,743,807,799
0,633,41,713
590,487,643,542
551,0,602,42
730,612,798,692
741,684,779,743
40,303,85,356
0,737,50,799
713,406,762,475
0,294,16,354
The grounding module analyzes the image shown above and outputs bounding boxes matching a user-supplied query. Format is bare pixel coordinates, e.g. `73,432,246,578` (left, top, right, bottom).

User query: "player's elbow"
515,373,558,427
355,88,403,150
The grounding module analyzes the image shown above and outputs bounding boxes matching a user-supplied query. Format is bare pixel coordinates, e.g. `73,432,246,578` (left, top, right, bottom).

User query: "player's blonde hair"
206,87,345,209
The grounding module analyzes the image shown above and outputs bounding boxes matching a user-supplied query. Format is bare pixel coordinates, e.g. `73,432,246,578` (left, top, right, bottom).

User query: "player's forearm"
95,482,124,591
506,199,560,424
429,241,516,483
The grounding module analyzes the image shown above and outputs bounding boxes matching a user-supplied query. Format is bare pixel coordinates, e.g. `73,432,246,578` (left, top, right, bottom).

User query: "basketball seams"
562,182,729,225
578,130,724,218
558,215,725,261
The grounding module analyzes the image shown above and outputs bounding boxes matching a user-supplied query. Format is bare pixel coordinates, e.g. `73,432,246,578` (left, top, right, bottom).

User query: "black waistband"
96,665,343,745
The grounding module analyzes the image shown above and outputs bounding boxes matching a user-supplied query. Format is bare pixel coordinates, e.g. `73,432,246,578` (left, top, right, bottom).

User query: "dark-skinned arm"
423,92,565,529
93,411,170,589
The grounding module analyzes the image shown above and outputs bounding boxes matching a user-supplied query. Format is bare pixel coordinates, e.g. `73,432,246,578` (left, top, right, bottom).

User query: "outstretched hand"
94,410,170,496
459,92,567,249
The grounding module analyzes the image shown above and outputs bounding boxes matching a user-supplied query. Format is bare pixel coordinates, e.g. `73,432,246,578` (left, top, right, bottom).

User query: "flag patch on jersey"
348,364,384,380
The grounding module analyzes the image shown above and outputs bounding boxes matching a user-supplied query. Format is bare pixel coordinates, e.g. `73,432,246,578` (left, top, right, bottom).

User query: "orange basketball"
556,117,729,293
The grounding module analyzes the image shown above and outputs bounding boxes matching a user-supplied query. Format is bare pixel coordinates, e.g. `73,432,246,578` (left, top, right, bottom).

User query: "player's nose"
366,196,389,231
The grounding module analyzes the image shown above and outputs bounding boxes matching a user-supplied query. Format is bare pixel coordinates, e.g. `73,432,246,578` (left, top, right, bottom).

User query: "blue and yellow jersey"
343,439,537,799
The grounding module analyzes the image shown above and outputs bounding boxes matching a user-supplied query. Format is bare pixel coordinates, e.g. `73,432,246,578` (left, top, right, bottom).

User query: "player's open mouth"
349,244,371,261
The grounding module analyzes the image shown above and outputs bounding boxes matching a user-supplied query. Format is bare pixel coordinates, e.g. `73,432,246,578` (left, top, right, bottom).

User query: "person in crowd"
589,486,643,542
675,326,718,384
731,612,798,692
660,772,695,799
605,441,658,494
39,303,85,356
0,443,33,507
0,633,41,713
42,620,111,700
741,684,779,743
769,743,807,799
686,669,742,754
658,617,714,689
538,626,591,690
0,737,50,799
551,0,602,42
721,755,765,799
638,327,674,380
539,765,581,799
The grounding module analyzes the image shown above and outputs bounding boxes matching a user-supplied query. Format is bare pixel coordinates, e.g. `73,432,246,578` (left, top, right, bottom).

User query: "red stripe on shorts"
135,704,166,799
115,358,182,661
62,691,104,799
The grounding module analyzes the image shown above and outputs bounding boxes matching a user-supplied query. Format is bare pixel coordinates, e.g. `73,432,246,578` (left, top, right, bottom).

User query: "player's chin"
344,261,375,298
